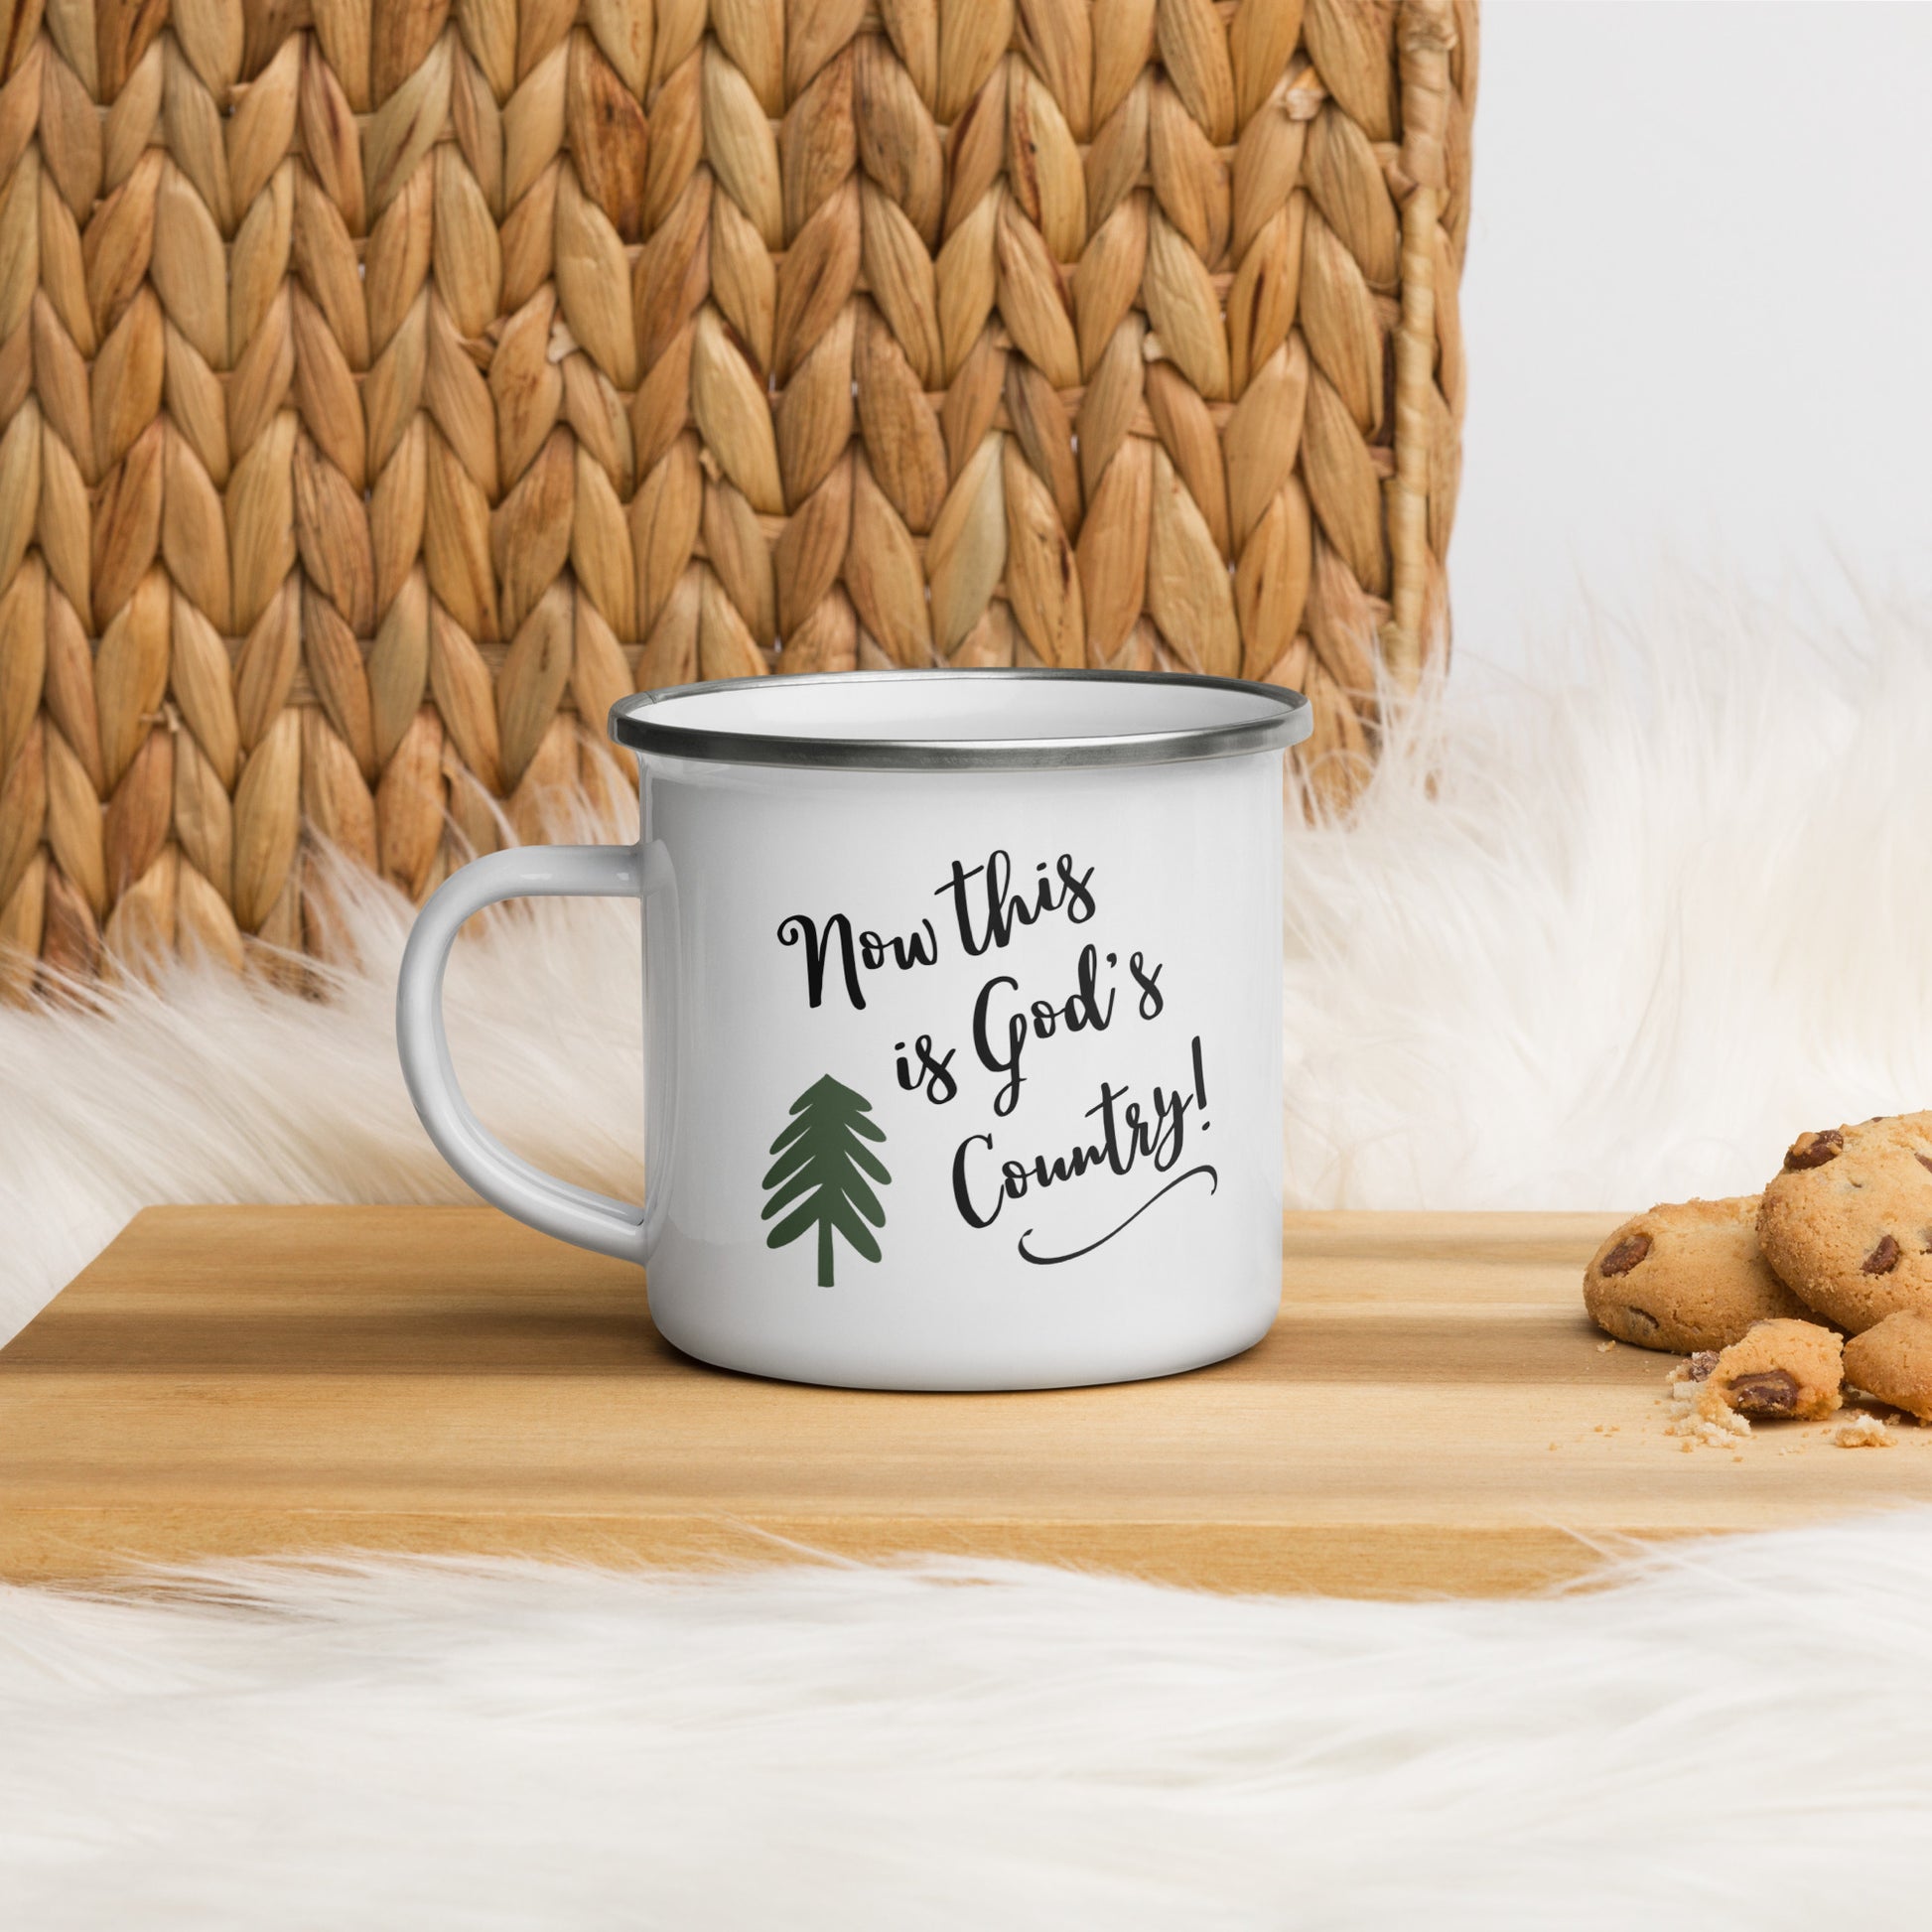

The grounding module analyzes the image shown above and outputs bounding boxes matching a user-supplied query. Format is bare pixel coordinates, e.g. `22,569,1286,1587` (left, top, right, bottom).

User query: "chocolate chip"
1863,1234,1901,1275
1599,1234,1652,1277
1686,1350,1720,1382
1615,1305,1660,1338
1915,1153,1932,1176
1725,1369,1801,1416
1783,1130,1845,1171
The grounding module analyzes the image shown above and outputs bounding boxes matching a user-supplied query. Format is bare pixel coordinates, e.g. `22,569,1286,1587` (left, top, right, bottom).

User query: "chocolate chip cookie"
1702,1317,1844,1421
1843,1309,1932,1422
1583,1195,1809,1352
1756,1112,1932,1333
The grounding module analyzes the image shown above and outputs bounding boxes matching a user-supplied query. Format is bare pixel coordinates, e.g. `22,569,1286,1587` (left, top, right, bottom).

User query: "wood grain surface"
4,1206,1930,1595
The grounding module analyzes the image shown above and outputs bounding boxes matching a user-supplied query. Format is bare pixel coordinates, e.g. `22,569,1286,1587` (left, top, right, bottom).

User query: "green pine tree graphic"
760,1075,891,1286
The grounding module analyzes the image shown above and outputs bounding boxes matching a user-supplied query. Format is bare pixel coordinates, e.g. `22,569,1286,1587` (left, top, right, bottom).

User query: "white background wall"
1451,1,1932,674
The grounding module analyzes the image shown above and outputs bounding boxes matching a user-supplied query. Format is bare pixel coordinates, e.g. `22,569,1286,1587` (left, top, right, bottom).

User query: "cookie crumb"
1596,1338,1616,1352
1834,1413,1893,1449
1667,1349,1721,1385
1665,1404,1750,1449
1665,1357,1711,1402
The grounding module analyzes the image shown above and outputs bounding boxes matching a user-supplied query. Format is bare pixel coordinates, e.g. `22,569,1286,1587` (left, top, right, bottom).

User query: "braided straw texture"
0,0,1473,990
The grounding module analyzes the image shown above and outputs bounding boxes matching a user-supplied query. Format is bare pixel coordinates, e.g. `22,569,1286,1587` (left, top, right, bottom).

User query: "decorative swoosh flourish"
1016,1166,1219,1266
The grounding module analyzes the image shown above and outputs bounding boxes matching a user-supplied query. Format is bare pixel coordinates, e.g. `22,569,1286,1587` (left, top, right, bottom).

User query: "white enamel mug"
396,670,1311,1391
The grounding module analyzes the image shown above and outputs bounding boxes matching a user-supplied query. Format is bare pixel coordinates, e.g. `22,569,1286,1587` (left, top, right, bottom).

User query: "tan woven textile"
0,0,1474,989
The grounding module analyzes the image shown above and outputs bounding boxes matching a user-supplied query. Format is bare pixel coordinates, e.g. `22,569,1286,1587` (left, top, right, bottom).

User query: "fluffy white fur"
3,576,1932,1923
6,1520,1932,1929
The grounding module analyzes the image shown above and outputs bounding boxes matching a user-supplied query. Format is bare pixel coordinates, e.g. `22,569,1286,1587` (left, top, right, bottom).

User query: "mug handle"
395,841,677,1264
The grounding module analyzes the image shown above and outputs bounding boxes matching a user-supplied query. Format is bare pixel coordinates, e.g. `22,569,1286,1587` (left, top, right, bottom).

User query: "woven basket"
0,0,1473,993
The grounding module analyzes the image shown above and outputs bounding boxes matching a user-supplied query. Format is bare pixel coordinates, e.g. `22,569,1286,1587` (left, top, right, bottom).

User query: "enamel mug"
396,670,1311,1391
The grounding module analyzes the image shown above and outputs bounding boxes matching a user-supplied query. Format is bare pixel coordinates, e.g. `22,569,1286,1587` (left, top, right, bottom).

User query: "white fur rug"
6,1521,1932,1928
4,577,1932,1923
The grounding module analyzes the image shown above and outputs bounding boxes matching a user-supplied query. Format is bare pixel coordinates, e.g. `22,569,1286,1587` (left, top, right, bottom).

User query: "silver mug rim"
608,668,1311,772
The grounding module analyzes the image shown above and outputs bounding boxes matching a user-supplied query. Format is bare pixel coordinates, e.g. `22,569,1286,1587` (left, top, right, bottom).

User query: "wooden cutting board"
4,1205,1930,1595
